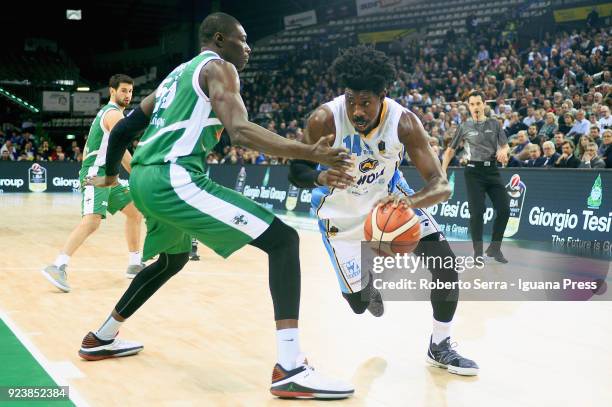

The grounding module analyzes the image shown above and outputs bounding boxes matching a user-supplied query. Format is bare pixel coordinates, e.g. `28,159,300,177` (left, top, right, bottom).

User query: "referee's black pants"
464,164,510,254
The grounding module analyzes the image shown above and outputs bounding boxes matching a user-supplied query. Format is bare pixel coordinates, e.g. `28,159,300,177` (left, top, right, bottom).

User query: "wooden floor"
1,193,611,407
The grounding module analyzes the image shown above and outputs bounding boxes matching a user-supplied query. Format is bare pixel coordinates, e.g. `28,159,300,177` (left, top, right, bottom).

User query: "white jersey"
315,95,405,220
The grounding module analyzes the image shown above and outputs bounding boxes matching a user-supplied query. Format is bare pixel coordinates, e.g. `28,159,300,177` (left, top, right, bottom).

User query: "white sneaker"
41,265,70,292
126,263,145,279
78,332,143,361
270,354,354,399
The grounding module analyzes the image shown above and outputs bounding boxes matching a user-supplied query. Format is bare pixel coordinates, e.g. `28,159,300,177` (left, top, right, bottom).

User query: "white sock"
276,328,300,370
54,254,70,268
95,315,123,341
432,319,452,345
128,251,142,266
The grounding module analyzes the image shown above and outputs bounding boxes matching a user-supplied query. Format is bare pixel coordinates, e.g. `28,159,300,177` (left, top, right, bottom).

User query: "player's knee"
281,224,300,251
496,205,510,218
81,215,101,233
166,252,189,275
342,290,370,314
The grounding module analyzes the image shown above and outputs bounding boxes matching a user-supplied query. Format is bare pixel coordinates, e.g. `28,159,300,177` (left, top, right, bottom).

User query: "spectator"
600,129,612,168
538,112,558,140
505,112,528,138
559,113,574,135
555,140,580,168
527,124,542,146
598,106,611,133
523,144,546,167
589,126,602,146
542,141,560,167
579,142,606,168
553,131,565,154
0,139,17,160
574,134,593,160
522,107,537,127
567,110,591,141
50,145,64,161
0,150,11,161
38,140,52,161
510,130,530,160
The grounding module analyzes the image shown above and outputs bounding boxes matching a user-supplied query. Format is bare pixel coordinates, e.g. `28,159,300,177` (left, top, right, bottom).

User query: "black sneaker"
426,336,479,376
367,286,384,317
485,249,508,264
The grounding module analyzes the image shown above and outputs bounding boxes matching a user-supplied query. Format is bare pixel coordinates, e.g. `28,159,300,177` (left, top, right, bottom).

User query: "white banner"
284,10,317,30
42,91,70,112
72,92,100,113
356,0,411,16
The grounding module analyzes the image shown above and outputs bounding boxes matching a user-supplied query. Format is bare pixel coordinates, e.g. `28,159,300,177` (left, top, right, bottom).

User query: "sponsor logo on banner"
504,174,527,237
284,10,317,30
356,0,409,16
28,163,47,192
286,184,299,211
235,166,247,193
52,177,80,189
587,174,602,209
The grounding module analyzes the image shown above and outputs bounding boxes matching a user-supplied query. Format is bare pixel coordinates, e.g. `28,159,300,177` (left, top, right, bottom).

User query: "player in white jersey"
289,46,479,376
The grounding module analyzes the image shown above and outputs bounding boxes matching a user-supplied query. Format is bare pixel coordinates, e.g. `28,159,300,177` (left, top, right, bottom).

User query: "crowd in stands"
0,124,83,163
1,21,611,168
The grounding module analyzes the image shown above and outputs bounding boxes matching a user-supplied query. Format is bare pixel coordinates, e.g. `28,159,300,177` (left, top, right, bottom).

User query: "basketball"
364,203,421,255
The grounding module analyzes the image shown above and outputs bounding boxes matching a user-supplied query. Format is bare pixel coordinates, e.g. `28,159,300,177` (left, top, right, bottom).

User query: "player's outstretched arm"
203,60,352,171
398,110,451,208
288,106,354,189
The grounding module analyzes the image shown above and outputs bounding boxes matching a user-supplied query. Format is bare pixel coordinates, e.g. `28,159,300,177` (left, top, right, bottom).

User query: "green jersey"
79,102,121,180
132,51,225,173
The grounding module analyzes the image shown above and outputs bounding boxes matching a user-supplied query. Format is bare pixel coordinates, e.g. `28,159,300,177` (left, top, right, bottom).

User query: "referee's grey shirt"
450,118,508,161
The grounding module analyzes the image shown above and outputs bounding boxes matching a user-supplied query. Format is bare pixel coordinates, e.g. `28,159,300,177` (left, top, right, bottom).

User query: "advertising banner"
73,92,101,113
284,10,317,30
356,0,412,16
42,91,70,112
2,163,610,246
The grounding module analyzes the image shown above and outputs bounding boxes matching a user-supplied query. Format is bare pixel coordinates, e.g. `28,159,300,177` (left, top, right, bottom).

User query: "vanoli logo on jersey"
358,158,379,173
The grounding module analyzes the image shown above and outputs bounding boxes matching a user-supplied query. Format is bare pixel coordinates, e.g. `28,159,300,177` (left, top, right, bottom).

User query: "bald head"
199,12,241,46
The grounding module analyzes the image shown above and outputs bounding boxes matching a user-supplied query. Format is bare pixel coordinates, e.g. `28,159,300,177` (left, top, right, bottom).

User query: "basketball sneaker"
126,263,145,279
426,336,479,376
367,285,384,317
270,354,354,399
78,332,143,361
41,265,70,293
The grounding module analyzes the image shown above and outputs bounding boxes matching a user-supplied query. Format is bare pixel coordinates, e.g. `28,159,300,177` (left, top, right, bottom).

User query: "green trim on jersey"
132,51,225,173
79,102,121,180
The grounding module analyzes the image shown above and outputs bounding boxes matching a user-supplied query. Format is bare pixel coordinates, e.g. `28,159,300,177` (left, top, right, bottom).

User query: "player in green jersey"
41,75,144,293
78,13,356,399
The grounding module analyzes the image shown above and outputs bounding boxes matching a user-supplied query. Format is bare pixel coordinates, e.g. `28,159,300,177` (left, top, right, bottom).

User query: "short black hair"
109,74,133,89
199,12,241,45
331,45,396,94
467,90,485,102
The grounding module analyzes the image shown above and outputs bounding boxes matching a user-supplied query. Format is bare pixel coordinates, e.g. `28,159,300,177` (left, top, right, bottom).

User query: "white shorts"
318,207,442,293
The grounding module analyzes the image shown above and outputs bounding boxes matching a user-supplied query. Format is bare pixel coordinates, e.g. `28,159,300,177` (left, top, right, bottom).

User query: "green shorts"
129,164,275,261
81,182,132,218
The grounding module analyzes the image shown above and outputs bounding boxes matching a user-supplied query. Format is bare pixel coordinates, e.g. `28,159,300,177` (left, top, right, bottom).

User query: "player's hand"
84,175,119,188
317,169,354,189
310,134,353,172
496,149,508,164
374,194,412,210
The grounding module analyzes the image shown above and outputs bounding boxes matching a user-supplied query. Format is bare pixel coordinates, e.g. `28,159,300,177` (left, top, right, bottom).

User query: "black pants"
464,165,510,254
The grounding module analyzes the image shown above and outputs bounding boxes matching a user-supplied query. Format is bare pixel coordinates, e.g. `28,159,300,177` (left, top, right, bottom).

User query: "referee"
442,90,510,263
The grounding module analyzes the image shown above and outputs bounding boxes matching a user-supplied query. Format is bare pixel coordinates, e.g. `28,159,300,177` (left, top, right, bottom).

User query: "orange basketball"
364,203,421,254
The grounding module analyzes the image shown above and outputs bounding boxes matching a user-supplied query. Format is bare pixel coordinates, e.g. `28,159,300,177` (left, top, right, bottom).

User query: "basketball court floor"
1,193,611,406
